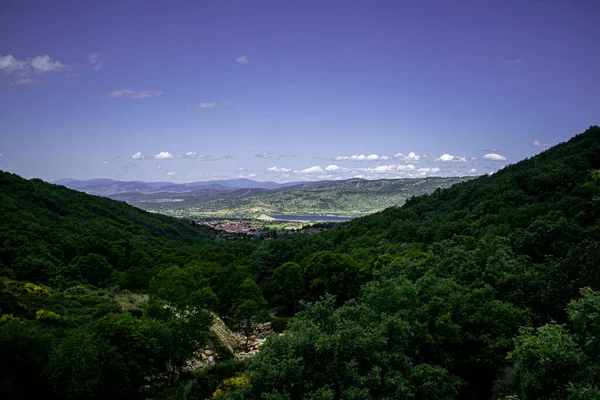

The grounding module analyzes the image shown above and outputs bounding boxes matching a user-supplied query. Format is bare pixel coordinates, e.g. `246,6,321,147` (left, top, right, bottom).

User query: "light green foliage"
508,324,583,398
0,313,14,323
35,309,60,323
498,288,600,399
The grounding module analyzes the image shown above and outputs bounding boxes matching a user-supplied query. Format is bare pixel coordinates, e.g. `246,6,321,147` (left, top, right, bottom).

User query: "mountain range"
55,176,472,219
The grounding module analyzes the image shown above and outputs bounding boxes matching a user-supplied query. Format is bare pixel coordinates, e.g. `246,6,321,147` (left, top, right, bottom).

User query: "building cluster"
200,220,264,235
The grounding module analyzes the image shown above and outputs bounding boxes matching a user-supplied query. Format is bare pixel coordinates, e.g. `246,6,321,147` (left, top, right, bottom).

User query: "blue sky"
1,0,599,182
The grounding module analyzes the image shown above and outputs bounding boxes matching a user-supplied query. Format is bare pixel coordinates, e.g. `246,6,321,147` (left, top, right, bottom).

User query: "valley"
60,176,473,221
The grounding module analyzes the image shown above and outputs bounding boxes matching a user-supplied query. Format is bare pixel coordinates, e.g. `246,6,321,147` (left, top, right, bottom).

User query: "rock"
208,355,214,362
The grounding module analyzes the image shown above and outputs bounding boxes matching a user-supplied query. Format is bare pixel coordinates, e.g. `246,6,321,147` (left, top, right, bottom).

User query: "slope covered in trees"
212,126,600,399
0,172,266,398
2,126,600,399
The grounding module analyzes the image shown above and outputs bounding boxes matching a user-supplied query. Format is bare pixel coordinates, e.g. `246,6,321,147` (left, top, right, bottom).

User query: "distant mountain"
53,177,299,195
108,176,472,219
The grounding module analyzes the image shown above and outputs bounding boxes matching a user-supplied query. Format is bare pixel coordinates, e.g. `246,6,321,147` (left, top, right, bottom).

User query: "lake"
269,215,353,222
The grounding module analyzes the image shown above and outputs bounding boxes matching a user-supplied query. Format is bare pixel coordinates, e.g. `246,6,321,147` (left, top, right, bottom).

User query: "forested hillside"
214,126,600,399
2,126,600,399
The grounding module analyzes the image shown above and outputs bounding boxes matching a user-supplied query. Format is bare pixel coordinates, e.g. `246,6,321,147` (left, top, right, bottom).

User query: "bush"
269,316,290,333
35,309,61,323
185,359,248,400
0,313,14,324
213,375,249,398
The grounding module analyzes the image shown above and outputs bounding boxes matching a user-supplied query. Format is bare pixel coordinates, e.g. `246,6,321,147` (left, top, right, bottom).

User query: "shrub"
269,316,290,333
213,375,249,398
35,309,61,323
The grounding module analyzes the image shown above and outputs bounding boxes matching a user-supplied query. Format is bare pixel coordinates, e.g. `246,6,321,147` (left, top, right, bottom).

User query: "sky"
1,0,599,183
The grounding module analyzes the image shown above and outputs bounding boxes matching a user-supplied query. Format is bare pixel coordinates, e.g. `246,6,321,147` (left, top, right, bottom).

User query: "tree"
237,295,463,399
271,262,304,314
72,253,114,287
303,251,364,303
231,278,267,344
145,265,216,382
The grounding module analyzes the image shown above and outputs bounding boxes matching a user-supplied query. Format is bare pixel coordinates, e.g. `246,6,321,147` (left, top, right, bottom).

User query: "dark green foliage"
271,262,303,314
241,295,463,399
269,316,290,333
227,126,600,399
0,170,224,289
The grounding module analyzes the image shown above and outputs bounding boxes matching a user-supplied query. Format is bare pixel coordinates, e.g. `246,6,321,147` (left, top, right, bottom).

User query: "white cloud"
102,161,109,165
393,152,421,161
483,153,507,161
255,152,273,158
478,148,497,152
7,78,39,86
248,173,257,178
532,140,551,147
379,156,390,160
504,58,524,65
107,89,163,98
368,164,416,173
89,52,103,71
470,157,477,161
166,171,177,176
187,102,217,109
182,151,199,159
300,166,323,173
435,153,467,162
29,55,65,73
325,165,341,172
469,168,477,173
236,56,249,64
0,153,4,157
0,55,28,74
268,166,292,173
417,167,441,173
336,154,382,161
0,54,65,76
131,152,143,159
155,152,174,160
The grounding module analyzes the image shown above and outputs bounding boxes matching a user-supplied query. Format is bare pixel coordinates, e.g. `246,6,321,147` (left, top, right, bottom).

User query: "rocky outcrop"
189,318,278,370
210,313,239,354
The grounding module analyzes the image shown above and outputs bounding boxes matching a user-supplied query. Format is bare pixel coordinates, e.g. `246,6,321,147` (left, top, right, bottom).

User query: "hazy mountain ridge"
54,177,303,195
106,176,473,218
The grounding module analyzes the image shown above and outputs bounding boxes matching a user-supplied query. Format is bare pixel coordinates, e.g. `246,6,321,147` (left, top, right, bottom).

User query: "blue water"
269,215,353,222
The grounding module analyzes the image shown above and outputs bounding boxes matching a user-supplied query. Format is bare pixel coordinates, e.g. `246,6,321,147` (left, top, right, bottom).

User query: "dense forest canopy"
1,126,600,399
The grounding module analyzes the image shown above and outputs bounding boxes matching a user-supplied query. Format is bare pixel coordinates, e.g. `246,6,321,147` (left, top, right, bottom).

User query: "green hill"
229,126,600,400
0,171,225,287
